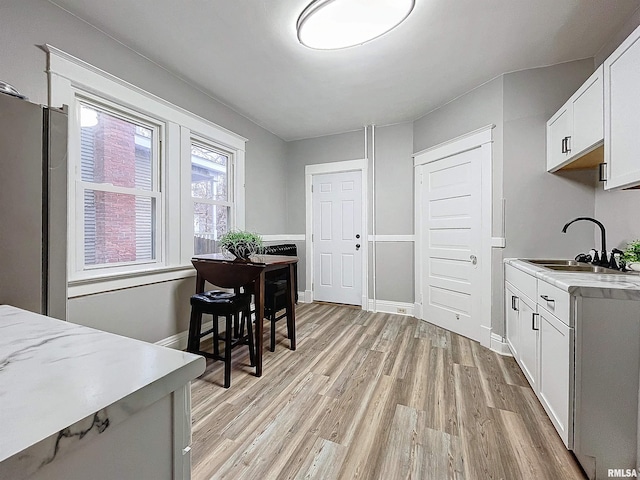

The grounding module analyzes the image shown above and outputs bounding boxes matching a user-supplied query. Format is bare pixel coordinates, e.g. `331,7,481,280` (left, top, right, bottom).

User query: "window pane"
191,143,228,201
84,189,155,265
193,203,229,254
80,104,153,190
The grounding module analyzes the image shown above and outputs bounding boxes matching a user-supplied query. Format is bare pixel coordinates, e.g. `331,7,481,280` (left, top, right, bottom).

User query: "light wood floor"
190,302,586,480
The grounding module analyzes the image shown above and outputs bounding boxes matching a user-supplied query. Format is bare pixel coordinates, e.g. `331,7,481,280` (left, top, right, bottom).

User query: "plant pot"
227,244,255,261
627,262,640,272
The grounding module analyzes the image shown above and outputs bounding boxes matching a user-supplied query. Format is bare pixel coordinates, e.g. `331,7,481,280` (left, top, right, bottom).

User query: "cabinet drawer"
537,280,570,325
505,264,537,300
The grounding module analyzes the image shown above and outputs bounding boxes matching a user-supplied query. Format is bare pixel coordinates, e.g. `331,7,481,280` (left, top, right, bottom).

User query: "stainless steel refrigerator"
0,92,68,319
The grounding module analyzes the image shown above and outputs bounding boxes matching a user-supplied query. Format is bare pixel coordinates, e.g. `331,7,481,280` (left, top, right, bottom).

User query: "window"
47,45,246,295
191,141,233,254
79,101,161,269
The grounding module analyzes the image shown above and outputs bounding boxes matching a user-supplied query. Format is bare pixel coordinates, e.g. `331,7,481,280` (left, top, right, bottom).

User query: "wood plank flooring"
191,302,586,480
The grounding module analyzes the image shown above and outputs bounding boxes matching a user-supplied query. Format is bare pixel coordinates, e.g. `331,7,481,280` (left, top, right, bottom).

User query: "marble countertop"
0,305,205,476
506,259,640,300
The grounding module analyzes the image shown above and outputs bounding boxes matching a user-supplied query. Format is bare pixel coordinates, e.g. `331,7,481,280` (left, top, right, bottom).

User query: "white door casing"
414,126,493,347
305,159,368,308
312,171,363,305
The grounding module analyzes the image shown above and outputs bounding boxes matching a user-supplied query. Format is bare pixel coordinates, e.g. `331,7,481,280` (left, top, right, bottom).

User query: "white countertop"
506,259,640,300
0,305,205,473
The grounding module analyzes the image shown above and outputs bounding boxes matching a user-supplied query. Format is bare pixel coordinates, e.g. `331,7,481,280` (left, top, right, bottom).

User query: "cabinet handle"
599,162,607,182
511,295,518,311
565,136,571,153
561,137,567,153
540,294,555,303
532,312,540,331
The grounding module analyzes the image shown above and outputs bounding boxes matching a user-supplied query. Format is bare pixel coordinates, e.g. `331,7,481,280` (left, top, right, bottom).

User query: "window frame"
190,136,235,254
47,45,247,297
74,93,165,275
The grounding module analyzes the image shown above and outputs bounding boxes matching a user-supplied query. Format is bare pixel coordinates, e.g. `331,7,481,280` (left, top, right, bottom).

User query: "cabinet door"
538,308,573,448
546,102,571,172
518,296,538,391
571,65,603,156
505,282,520,358
604,24,640,190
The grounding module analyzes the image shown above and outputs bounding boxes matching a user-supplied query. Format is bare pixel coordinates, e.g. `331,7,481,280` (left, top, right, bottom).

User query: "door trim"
305,159,368,309
413,125,493,347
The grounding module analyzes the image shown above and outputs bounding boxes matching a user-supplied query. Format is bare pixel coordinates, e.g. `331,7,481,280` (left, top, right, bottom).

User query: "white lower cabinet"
505,282,520,359
504,264,573,448
505,280,539,392
516,294,538,390
538,306,573,447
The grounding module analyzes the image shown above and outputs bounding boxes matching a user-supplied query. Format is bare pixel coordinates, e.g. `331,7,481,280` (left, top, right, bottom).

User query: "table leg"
195,274,205,294
254,272,265,377
286,263,296,350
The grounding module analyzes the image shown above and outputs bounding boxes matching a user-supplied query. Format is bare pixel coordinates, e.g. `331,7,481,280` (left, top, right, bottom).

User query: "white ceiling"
49,0,640,141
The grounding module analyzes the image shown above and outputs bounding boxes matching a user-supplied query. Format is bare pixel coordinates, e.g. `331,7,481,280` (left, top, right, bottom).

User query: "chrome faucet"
562,217,607,266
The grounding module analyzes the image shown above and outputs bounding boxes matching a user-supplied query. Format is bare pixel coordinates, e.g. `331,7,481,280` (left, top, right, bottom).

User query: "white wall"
370,123,415,304
0,0,288,341
502,59,597,261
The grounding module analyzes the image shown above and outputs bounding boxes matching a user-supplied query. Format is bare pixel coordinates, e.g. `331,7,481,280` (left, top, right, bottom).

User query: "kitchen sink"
525,259,579,266
544,265,623,274
521,259,636,275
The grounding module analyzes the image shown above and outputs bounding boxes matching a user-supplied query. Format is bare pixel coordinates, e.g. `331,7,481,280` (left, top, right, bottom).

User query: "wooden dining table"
191,253,298,377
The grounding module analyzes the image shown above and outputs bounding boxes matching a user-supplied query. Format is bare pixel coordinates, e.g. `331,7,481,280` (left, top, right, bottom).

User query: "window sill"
68,265,196,298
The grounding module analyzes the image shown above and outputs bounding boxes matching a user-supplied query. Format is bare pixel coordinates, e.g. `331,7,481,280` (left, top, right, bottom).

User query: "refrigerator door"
0,94,68,317
0,93,46,314
45,106,68,320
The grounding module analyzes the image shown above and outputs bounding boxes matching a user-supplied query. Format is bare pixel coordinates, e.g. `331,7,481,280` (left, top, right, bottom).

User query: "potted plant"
219,230,263,260
622,239,640,271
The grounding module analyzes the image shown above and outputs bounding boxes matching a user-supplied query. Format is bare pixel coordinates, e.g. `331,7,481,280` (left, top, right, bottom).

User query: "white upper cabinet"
547,65,604,172
547,102,572,171
604,24,640,190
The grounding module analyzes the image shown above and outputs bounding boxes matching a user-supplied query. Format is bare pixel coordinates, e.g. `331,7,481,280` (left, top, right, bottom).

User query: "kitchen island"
0,305,205,480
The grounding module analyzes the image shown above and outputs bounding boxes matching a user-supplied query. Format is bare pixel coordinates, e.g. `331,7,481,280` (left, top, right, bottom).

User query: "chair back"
191,259,264,289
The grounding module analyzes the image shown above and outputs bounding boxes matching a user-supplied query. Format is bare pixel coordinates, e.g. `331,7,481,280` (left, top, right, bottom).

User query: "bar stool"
265,279,291,352
188,260,264,388
244,277,295,352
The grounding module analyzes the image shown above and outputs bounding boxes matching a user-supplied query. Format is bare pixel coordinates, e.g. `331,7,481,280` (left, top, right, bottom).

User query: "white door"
418,147,482,341
312,171,363,305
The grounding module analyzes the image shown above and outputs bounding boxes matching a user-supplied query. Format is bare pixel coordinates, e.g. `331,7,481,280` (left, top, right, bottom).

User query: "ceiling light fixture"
297,0,415,50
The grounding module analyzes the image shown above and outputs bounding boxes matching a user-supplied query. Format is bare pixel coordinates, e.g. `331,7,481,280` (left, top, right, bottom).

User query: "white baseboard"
156,320,214,350
480,325,492,348
367,299,415,316
413,302,422,319
304,290,313,303
490,332,512,356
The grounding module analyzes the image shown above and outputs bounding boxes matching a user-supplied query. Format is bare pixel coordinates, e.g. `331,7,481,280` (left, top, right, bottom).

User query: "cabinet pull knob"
540,294,555,303
532,312,540,331
511,295,518,311
599,162,607,182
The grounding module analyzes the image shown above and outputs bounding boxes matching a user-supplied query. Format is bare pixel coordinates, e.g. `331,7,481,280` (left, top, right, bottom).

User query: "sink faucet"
561,217,607,266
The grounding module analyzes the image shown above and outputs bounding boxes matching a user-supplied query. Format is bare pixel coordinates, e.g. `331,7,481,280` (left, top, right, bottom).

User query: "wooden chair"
187,259,264,388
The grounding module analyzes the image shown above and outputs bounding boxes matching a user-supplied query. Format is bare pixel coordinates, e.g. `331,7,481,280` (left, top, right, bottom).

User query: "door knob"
355,244,361,250
356,234,360,239
470,255,477,265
